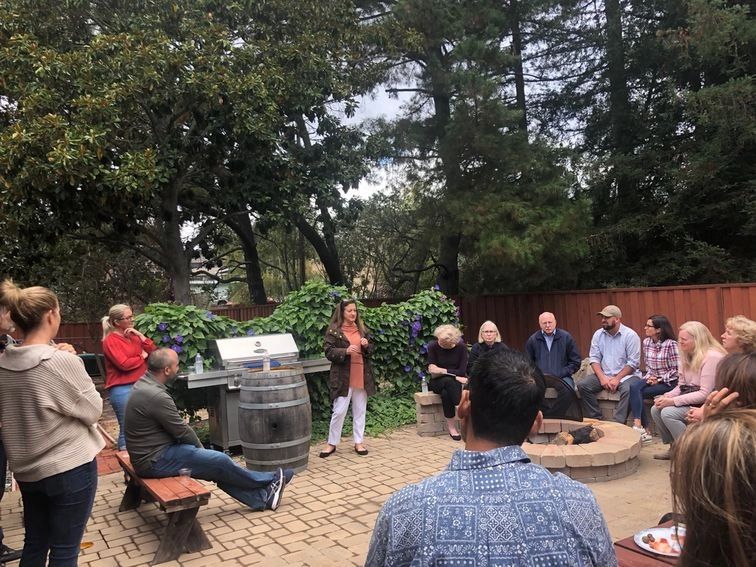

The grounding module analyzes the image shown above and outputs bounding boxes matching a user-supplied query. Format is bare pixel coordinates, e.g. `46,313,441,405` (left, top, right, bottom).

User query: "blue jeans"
0,439,6,547
141,444,276,511
17,459,98,567
108,384,133,450
628,380,677,427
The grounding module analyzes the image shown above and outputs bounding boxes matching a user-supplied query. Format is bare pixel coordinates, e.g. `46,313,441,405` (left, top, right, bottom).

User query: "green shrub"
134,281,460,434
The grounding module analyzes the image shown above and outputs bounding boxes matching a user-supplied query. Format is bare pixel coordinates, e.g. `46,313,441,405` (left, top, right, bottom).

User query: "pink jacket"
666,349,725,407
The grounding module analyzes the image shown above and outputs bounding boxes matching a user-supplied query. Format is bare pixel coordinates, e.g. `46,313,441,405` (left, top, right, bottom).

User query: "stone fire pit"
522,418,640,483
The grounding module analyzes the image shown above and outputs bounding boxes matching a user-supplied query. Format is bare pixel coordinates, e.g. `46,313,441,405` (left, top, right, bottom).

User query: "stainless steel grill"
185,333,329,450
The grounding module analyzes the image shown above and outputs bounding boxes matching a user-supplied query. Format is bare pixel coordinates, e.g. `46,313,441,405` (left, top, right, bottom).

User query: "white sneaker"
633,425,653,444
265,467,285,511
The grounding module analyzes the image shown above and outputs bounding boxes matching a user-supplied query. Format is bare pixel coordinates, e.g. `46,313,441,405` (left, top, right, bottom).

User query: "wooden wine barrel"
238,368,312,473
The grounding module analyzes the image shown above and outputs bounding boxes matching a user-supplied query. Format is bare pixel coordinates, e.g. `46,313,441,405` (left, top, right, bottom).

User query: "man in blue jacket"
525,312,582,389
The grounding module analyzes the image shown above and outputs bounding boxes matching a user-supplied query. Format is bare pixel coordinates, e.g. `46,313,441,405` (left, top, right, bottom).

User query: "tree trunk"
430,47,463,295
604,0,637,210
297,230,306,287
225,213,268,304
159,187,192,304
510,0,528,133
293,214,346,285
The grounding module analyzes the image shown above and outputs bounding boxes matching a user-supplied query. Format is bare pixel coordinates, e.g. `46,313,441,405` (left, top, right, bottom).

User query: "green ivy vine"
133,280,460,436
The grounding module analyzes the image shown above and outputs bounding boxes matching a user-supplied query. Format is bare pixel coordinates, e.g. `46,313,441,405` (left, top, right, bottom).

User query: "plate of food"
633,525,686,557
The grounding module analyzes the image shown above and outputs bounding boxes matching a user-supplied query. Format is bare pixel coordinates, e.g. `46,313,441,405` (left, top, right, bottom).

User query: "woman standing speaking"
319,300,375,458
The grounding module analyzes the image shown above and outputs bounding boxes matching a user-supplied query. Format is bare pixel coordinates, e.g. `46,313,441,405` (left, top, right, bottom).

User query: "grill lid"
208,333,299,370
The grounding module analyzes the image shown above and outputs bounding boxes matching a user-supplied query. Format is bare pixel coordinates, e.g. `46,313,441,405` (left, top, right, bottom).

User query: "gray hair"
434,324,462,342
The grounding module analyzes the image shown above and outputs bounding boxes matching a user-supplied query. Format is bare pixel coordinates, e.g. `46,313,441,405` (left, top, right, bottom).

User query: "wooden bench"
115,451,212,565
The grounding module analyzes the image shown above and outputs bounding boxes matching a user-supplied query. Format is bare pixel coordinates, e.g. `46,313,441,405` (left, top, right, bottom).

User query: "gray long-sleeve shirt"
124,372,201,474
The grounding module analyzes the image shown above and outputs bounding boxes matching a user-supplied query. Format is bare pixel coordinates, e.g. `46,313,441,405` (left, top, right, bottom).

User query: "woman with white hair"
427,324,468,440
102,304,156,450
651,321,726,460
466,320,509,375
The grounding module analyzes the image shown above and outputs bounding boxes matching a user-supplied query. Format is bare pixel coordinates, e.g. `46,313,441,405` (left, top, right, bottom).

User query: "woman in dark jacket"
466,320,509,376
319,300,375,458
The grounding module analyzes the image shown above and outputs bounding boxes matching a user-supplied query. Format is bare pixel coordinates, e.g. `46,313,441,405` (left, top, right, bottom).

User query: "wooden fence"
455,283,755,355
54,283,754,356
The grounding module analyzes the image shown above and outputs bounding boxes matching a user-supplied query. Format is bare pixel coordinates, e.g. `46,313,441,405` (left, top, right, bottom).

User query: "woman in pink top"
101,303,156,450
319,300,375,458
651,321,726,460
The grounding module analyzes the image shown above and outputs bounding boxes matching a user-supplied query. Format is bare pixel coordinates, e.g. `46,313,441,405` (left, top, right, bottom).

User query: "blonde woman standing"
102,304,156,450
651,321,726,459
0,281,103,564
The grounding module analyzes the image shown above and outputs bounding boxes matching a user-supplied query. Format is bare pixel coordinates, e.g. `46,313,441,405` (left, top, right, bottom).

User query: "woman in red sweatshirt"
102,304,156,450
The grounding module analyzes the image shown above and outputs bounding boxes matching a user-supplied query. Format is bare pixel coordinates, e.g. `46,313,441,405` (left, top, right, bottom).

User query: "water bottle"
262,351,271,372
421,375,428,394
194,352,204,374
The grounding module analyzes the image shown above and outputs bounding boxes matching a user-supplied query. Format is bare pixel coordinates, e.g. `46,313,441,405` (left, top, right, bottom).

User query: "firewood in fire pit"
551,425,604,445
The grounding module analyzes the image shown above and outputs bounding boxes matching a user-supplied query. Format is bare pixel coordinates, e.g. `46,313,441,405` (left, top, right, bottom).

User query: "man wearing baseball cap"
577,305,641,423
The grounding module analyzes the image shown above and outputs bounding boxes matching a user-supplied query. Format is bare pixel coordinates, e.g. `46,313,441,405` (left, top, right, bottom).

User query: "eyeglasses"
643,324,656,328
118,315,134,321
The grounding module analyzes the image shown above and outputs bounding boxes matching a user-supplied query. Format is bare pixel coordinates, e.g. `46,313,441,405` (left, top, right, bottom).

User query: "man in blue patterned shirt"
366,349,617,566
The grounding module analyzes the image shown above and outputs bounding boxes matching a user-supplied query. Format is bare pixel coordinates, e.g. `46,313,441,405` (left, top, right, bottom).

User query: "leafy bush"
134,281,460,434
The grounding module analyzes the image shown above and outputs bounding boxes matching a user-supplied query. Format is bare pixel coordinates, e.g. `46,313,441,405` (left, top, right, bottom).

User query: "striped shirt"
0,344,104,482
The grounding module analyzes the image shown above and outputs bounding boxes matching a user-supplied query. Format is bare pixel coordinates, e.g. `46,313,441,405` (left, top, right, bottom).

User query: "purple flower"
417,371,425,379
205,311,216,320
433,284,441,291
157,322,168,332
403,365,412,373
379,329,385,334
329,290,341,299
246,329,256,336
174,335,184,344
230,328,239,336
162,334,171,344
420,344,428,354
170,345,183,353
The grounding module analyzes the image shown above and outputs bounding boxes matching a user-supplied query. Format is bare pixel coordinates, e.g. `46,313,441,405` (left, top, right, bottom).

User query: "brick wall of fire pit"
523,419,640,483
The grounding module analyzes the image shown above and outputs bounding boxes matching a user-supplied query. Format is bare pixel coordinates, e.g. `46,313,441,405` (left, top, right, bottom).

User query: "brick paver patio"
1,423,672,566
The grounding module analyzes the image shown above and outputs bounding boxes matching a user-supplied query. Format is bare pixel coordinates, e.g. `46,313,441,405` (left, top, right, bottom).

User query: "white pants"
327,387,367,446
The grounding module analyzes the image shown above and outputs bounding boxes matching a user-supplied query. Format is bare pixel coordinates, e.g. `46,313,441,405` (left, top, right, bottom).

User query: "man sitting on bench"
124,348,292,511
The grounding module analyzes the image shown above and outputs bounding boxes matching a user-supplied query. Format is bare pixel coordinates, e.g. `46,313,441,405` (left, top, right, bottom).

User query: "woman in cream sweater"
0,280,103,565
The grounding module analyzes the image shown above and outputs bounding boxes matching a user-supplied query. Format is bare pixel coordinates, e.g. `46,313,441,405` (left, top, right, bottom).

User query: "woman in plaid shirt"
628,315,679,443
